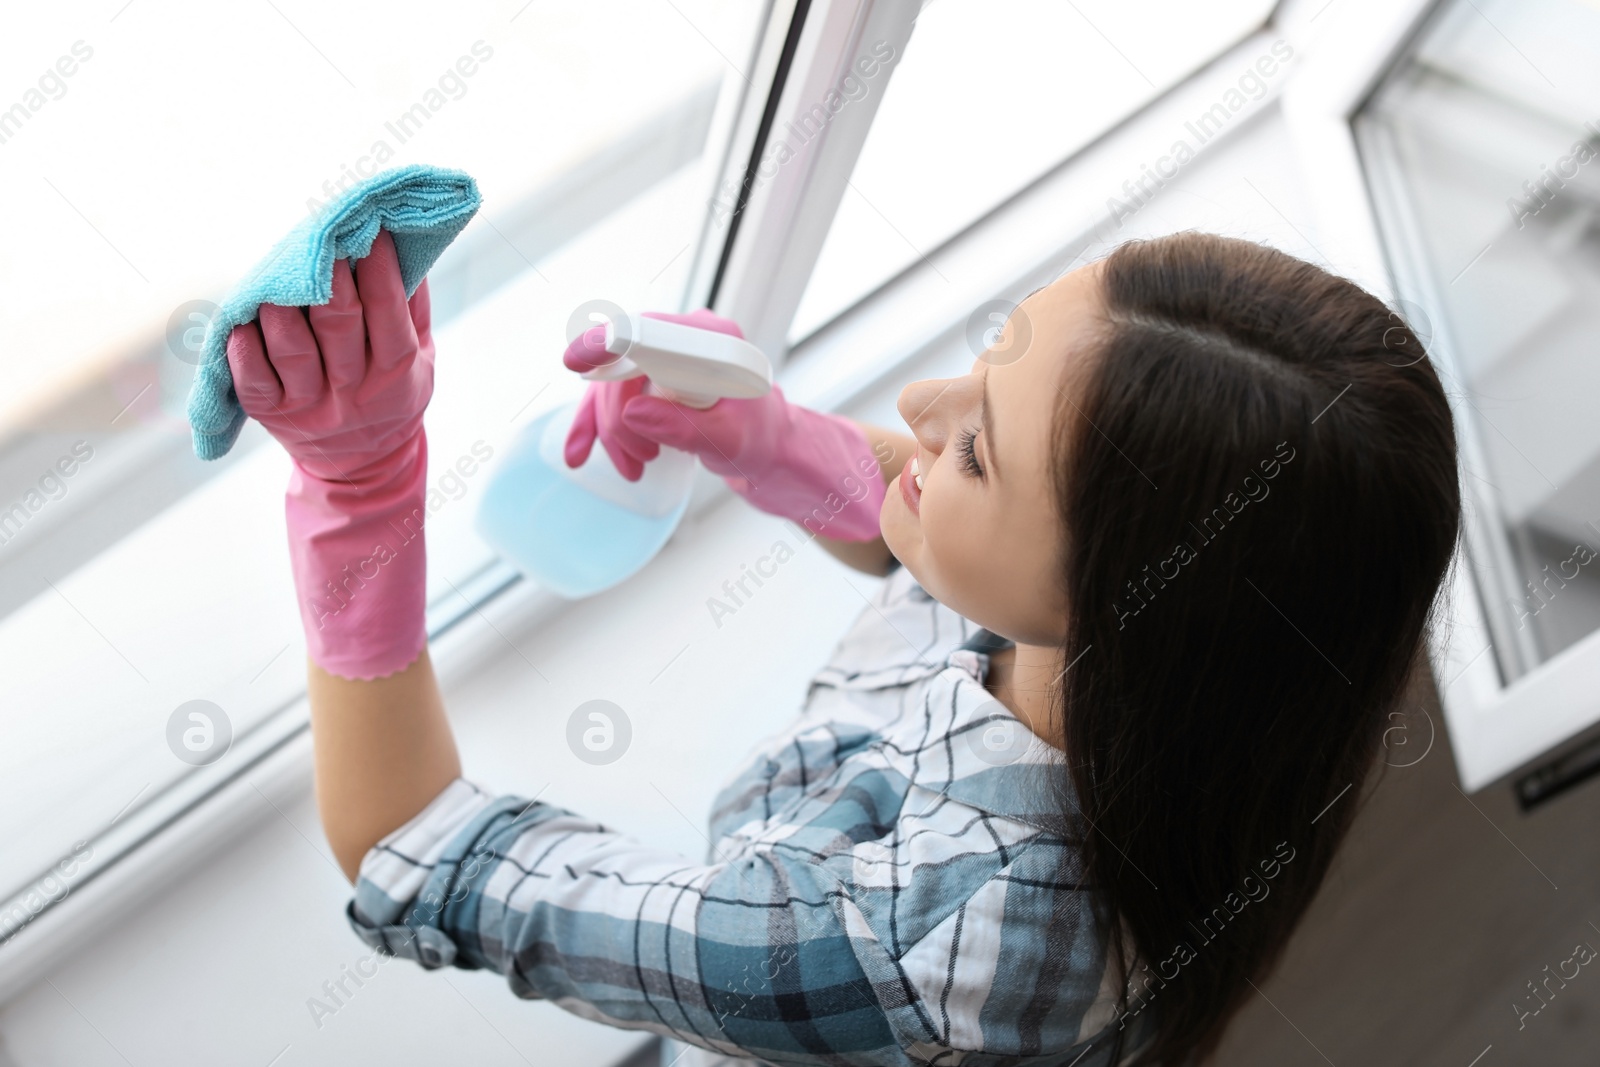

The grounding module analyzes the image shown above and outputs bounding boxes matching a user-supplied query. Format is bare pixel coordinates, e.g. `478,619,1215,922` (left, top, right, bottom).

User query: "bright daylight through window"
0,0,761,927
1356,0,1600,683
789,0,1276,341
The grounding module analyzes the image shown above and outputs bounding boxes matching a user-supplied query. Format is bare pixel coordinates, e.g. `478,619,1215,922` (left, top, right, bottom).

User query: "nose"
897,374,977,455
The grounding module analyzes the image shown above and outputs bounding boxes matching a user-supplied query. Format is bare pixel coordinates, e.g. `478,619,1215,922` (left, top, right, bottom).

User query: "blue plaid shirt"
347,566,1152,1065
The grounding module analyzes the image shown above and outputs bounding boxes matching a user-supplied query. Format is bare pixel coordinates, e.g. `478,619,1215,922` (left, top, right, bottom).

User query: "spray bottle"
475,311,772,598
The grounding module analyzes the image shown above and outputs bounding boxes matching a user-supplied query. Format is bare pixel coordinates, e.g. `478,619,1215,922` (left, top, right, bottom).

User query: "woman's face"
881,263,1103,647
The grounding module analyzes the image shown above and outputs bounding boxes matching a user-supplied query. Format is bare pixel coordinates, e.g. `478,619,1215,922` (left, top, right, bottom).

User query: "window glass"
1356,0,1600,680
0,0,761,905
789,0,1277,341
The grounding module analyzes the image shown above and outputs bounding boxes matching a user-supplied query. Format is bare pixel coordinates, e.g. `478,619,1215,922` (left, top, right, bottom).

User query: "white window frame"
1279,0,1600,792
697,0,922,361
0,0,1292,1002
0,0,912,1004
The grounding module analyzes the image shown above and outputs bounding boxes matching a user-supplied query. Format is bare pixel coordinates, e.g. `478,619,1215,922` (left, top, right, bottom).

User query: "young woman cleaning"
226,228,1459,1065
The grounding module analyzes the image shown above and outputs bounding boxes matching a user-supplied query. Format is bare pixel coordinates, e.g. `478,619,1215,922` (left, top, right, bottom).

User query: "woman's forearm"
303,423,912,879
308,650,461,881
812,423,915,576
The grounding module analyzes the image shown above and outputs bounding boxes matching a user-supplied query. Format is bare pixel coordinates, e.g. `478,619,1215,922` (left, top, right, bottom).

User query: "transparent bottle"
475,312,771,598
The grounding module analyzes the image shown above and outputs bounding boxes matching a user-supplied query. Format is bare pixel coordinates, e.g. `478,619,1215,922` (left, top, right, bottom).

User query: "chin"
879,495,918,571
882,525,945,606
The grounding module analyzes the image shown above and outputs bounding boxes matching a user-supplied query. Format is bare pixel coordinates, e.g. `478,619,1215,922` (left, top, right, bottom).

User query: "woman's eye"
958,427,984,479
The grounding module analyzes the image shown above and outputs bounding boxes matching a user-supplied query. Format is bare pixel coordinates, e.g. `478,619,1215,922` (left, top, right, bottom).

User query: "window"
2,0,1297,955
1356,0,1600,682
788,0,1277,341
0,0,765,916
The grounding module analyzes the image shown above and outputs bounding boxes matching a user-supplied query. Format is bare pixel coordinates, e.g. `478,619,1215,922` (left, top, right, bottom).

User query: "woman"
227,229,1459,1065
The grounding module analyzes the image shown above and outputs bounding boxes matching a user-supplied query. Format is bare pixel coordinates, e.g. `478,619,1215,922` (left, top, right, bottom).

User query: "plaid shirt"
348,565,1152,1065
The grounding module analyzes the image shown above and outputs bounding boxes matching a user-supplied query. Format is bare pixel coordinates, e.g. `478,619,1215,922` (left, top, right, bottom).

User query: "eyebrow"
981,370,999,480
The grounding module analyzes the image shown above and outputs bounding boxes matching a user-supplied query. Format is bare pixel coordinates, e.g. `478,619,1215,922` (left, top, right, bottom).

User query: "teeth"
910,454,924,491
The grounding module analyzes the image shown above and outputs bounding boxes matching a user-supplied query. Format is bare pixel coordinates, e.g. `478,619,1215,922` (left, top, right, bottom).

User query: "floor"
1211,665,1600,1066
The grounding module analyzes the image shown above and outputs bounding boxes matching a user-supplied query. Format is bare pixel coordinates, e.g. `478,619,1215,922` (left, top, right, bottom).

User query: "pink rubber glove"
563,310,885,541
560,310,731,481
227,230,433,680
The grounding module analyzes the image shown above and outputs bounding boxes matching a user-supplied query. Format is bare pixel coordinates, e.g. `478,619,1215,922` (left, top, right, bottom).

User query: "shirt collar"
904,648,1076,835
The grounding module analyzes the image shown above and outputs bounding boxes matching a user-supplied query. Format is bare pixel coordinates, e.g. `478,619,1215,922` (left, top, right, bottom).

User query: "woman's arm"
309,652,459,881
566,315,914,579
340,764,1056,1066
810,422,915,577
225,231,463,881
307,421,910,879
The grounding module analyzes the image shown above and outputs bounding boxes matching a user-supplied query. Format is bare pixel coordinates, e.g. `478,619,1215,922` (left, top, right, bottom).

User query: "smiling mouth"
900,452,922,514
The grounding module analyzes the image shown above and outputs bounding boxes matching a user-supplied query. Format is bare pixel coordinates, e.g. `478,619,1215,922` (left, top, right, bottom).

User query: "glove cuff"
734,404,886,542
286,431,429,680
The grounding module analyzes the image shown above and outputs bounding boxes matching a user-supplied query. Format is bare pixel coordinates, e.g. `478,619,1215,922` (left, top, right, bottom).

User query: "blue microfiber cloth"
186,164,482,460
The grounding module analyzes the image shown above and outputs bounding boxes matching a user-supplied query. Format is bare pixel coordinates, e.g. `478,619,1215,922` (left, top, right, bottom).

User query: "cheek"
913,470,1006,604
880,466,977,593
923,476,1067,643
920,472,983,563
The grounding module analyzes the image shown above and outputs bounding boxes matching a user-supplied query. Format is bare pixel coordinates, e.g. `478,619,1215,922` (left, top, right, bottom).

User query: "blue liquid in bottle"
475,401,693,599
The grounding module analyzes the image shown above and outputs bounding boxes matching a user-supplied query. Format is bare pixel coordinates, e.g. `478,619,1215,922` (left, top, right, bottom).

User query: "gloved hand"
562,309,885,541
561,309,733,480
227,229,432,680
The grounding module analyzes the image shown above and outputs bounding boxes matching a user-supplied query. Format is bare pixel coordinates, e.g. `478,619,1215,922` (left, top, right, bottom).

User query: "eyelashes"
957,427,984,479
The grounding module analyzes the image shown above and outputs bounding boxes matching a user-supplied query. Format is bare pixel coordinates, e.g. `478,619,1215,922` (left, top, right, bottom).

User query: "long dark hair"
1052,233,1460,1064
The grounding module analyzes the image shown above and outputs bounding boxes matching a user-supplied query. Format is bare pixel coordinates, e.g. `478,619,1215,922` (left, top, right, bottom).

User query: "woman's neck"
983,641,1065,749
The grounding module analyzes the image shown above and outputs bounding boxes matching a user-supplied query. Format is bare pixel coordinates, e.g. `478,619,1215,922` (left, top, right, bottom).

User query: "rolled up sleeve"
345,778,503,969
345,778,921,1066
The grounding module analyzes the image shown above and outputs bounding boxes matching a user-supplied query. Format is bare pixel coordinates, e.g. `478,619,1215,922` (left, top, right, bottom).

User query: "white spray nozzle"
580,312,773,408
